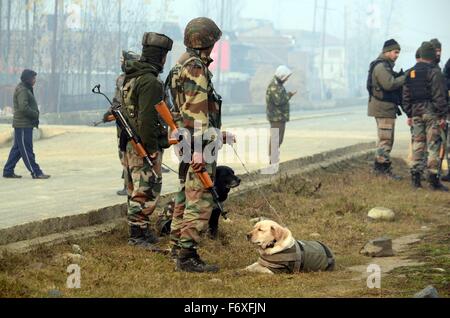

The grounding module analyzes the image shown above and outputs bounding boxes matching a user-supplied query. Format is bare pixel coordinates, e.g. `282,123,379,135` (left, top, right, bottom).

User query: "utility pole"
25,0,30,68
320,0,328,100
313,0,318,34
50,0,59,113
385,0,394,39
216,0,225,91
6,0,11,65
0,0,3,67
118,0,122,59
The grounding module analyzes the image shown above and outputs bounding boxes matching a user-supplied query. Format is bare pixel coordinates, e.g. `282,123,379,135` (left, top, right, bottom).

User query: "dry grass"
0,156,449,298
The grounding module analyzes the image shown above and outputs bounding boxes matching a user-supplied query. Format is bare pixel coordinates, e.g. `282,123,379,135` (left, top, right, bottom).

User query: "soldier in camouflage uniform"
121,32,174,248
403,41,449,191
166,17,228,273
266,65,296,164
102,51,140,196
443,57,450,182
430,39,450,183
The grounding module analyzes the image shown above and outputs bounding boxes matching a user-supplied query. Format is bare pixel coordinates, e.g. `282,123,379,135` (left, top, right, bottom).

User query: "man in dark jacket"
367,39,406,180
403,42,448,191
3,70,50,179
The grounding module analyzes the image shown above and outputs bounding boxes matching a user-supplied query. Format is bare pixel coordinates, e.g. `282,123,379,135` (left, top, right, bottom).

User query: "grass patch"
0,156,449,298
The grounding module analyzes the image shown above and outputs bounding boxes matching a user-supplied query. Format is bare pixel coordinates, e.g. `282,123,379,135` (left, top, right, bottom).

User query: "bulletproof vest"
405,63,433,104
257,240,334,274
166,54,222,130
367,59,402,104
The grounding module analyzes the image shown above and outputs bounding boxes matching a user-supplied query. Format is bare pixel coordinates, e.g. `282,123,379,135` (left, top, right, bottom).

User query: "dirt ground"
0,156,449,298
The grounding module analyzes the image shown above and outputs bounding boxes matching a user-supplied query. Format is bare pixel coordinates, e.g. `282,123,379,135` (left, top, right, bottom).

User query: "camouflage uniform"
166,18,223,273
168,49,221,250
266,76,291,146
121,34,173,232
403,57,448,187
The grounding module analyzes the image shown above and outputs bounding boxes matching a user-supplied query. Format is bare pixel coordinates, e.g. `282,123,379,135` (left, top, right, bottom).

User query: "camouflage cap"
142,32,173,51
184,17,222,49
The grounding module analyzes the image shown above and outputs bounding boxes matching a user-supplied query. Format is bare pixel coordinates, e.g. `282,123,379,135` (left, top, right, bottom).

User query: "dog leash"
230,145,285,224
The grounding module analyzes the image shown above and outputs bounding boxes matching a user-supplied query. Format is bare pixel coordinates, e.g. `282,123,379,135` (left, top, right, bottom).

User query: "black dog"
208,166,241,238
156,166,241,238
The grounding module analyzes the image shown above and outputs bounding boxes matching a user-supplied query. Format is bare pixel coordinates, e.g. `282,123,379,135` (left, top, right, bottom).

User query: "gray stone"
209,278,223,284
360,237,395,257
72,244,83,254
413,285,439,298
63,253,83,263
368,207,395,221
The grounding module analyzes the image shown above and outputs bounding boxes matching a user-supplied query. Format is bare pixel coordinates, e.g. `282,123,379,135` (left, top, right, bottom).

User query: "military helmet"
142,32,173,51
184,17,222,49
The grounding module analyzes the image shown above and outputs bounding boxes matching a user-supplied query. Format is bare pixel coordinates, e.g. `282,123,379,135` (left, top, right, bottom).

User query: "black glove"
396,69,405,77
103,110,112,122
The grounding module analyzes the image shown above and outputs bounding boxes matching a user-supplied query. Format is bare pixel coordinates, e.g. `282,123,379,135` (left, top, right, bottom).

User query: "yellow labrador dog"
245,220,335,274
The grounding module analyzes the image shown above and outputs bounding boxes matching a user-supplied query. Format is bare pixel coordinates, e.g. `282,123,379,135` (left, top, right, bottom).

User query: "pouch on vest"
122,77,139,131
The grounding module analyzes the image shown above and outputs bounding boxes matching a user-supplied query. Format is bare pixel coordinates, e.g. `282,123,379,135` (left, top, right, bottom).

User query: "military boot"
382,163,402,181
428,174,449,192
142,226,160,244
176,248,219,273
373,161,385,175
128,225,159,248
411,172,422,189
441,172,450,182
170,245,181,262
116,187,127,196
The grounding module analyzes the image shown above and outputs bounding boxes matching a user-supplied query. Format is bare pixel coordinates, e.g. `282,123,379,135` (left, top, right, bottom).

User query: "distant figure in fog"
266,65,296,164
3,70,50,179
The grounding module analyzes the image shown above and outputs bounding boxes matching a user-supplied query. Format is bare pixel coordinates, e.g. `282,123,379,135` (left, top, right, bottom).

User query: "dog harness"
257,240,335,274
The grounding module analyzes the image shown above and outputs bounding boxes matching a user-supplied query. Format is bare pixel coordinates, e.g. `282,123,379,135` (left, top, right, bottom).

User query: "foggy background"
0,0,449,115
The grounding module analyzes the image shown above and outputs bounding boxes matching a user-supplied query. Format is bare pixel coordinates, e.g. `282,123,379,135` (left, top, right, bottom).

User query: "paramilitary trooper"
166,17,228,273
103,51,140,196
403,41,449,191
430,38,450,183
121,32,174,248
443,57,450,182
266,65,296,165
367,39,406,180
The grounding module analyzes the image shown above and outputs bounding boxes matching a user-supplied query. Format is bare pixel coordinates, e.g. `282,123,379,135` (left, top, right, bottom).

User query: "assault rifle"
92,84,158,178
154,100,227,219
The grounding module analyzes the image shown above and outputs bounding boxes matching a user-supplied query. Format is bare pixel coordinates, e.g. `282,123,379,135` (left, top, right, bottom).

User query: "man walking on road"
3,70,50,180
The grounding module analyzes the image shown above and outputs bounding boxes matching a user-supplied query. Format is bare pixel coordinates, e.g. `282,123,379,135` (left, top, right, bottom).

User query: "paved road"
0,106,416,230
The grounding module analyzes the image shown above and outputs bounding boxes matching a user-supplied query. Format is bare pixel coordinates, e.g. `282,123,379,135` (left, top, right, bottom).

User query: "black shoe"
32,174,51,179
375,162,402,181
411,172,422,189
117,188,127,196
176,249,219,273
441,173,450,182
142,226,160,244
161,166,170,174
128,225,161,250
170,245,181,261
428,174,449,192
3,173,22,179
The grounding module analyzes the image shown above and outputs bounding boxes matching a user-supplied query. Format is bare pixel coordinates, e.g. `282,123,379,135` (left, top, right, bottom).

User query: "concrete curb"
0,142,375,255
